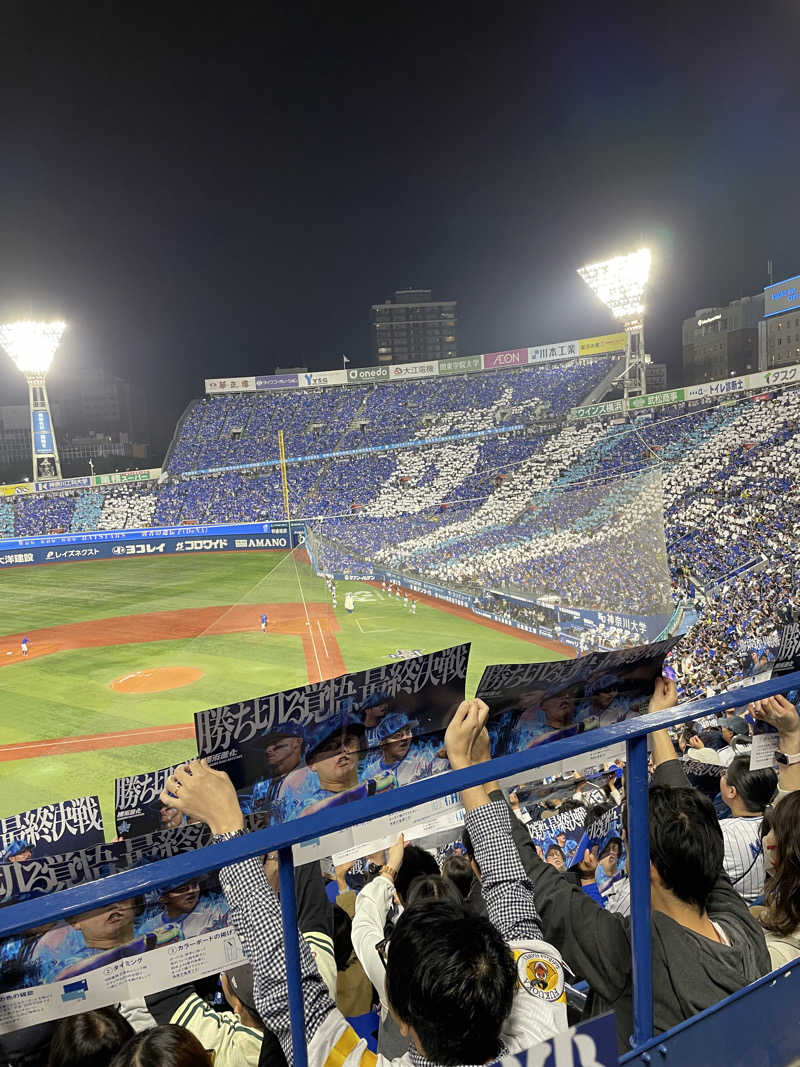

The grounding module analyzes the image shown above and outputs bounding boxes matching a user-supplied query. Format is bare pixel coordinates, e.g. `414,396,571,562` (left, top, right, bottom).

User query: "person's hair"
332,900,355,971
405,873,463,907
385,900,515,1064
648,786,723,911
441,853,474,899
49,1007,134,1067
558,798,585,812
586,801,614,822
108,1025,211,1067
760,792,800,938
394,845,439,904
724,755,777,813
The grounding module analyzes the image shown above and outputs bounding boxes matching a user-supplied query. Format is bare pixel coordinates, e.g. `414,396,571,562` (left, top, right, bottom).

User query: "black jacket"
489,762,771,1051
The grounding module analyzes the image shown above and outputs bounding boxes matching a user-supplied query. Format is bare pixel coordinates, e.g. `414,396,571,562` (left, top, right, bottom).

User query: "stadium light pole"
577,248,651,400
0,320,67,481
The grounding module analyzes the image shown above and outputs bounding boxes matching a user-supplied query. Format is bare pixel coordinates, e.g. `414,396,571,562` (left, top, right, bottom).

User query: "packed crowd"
1,367,799,700
5,685,800,1066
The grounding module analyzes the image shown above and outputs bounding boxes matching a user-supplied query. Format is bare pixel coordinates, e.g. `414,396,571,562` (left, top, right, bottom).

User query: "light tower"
578,248,651,400
0,320,67,481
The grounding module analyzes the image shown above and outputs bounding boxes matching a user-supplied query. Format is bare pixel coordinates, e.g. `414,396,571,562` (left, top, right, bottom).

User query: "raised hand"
159,759,244,836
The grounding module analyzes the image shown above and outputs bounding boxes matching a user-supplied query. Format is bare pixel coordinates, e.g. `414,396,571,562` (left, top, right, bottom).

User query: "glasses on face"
376,937,390,969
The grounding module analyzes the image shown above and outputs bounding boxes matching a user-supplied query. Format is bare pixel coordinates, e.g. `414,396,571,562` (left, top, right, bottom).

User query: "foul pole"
277,429,291,521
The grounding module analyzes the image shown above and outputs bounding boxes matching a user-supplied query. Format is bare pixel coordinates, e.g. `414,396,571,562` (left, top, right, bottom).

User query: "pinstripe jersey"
720,816,764,905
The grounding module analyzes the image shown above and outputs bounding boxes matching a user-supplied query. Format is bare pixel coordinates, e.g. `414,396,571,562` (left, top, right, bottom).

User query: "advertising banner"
255,374,300,390
31,410,54,455
0,483,34,497
194,644,470,821
298,369,348,388
346,366,390,382
578,332,627,357
0,799,105,863
482,349,528,370
571,400,625,419
764,274,800,318
528,340,580,364
93,469,161,486
388,361,439,380
36,476,91,492
0,524,306,568
0,520,304,553
437,355,482,376
753,364,800,389
204,377,257,393
628,389,685,410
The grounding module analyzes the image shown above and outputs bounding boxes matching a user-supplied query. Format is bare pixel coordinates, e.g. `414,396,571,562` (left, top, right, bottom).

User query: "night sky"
1,4,798,443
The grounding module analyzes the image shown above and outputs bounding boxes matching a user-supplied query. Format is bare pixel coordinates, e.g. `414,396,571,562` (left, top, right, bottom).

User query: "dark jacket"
489,762,771,1051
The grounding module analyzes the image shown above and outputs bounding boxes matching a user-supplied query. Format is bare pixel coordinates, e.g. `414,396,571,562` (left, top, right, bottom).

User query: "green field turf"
0,550,565,830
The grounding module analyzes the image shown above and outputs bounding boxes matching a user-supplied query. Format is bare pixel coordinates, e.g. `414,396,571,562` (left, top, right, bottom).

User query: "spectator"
108,1024,211,1066
48,1008,134,1067
718,755,777,904
749,695,800,968
351,841,440,1057
491,677,771,1051
440,853,474,902
160,700,570,1067
717,717,750,766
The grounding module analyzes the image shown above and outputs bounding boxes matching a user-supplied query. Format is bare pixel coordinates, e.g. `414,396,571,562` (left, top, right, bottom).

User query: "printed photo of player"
248,722,306,813
362,712,449,788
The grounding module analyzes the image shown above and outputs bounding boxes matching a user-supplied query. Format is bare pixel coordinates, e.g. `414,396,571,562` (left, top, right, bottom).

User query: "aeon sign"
482,349,527,369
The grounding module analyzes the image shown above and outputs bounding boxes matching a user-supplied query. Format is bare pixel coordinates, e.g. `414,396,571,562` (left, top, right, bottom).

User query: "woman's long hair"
760,792,800,938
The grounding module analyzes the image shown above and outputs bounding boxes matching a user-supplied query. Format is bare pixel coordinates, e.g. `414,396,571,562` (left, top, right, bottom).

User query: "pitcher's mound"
111,667,204,693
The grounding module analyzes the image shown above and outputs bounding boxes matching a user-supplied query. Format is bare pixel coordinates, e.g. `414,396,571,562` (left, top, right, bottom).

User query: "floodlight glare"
0,320,67,374
577,248,651,324
0,319,67,481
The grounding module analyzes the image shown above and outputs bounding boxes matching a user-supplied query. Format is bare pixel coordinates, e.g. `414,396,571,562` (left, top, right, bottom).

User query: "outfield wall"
0,521,307,568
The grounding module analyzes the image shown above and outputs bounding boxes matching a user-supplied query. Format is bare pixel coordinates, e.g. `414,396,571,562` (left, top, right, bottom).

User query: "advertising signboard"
437,355,482,376
298,369,348,388
578,332,627,356
764,274,800,318
255,374,300,390
346,366,390,382
528,340,579,363
388,361,439,380
482,349,527,370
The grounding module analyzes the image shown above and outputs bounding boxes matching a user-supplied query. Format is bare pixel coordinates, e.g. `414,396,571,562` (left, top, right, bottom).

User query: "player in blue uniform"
260,612,268,633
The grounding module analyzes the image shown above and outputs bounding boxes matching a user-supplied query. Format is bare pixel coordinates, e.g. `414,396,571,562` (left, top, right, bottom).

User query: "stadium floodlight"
577,248,652,399
0,320,67,482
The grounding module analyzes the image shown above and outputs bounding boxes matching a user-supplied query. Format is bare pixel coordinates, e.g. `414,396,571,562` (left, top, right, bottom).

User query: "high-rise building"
682,293,763,384
761,274,800,370
371,289,456,365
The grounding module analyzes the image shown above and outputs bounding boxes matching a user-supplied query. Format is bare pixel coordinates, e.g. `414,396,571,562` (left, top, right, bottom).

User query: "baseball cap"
724,716,749,737
305,718,366,763
224,961,258,1016
373,712,419,745
260,722,306,747
0,838,32,863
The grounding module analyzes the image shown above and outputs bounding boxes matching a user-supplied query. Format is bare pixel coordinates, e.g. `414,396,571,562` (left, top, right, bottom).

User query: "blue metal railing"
1,669,799,1062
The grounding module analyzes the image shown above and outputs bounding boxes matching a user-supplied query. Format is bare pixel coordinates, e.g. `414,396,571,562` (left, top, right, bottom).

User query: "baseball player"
344,592,354,614
410,599,417,615
20,636,29,658
260,612,268,633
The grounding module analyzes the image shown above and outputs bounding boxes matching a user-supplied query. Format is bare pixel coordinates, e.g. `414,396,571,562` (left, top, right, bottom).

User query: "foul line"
290,546,322,680
316,620,329,658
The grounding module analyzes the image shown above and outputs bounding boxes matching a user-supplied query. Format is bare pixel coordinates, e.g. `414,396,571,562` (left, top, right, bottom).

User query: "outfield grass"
0,550,564,830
